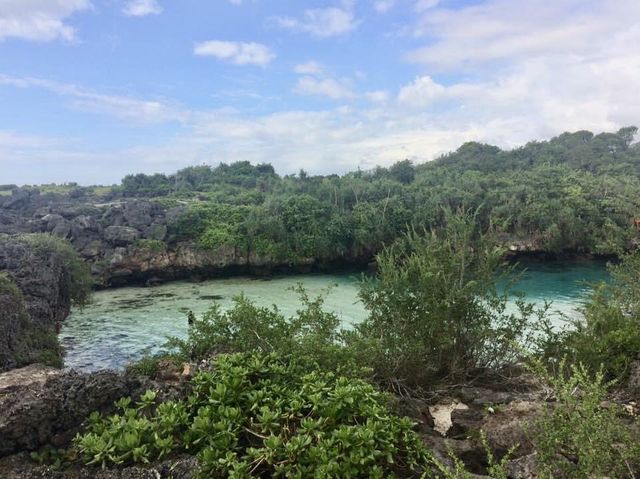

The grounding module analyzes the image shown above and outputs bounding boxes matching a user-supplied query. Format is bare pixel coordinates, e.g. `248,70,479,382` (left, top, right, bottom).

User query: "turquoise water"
60,260,609,371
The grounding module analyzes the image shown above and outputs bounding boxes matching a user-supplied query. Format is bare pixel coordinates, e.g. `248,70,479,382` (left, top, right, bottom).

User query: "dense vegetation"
111,127,640,261
67,210,640,477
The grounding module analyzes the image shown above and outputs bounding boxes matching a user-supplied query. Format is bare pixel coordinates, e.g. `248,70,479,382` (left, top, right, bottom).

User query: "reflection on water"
60,260,610,372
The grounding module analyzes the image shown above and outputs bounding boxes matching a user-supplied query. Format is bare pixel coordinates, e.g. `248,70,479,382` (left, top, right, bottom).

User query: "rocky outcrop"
0,363,194,479
0,189,360,287
0,235,74,371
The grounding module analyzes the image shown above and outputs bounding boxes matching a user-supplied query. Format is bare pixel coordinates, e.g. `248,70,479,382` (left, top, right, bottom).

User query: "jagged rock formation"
0,189,332,288
0,235,73,371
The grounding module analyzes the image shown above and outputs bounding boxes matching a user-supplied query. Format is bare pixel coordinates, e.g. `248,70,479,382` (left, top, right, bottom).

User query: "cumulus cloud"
123,0,163,17
273,4,359,38
397,76,446,108
0,0,91,42
194,40,275,66
295,77,355,100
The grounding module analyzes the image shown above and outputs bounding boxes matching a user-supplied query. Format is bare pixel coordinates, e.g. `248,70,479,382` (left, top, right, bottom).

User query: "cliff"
0,235,75,371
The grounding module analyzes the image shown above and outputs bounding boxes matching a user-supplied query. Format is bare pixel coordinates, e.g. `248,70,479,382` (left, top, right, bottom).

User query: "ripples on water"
60,260,610,372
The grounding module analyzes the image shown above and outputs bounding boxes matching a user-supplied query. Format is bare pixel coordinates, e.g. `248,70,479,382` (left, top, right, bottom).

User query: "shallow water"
60,260,609,371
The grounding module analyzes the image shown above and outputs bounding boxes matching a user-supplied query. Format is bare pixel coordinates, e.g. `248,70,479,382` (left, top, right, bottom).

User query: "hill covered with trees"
117,126,640,258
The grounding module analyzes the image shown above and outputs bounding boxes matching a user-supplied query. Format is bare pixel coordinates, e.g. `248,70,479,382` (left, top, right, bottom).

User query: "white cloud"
273,4,359,38
295,76,355,100
194,40,275,66
397,76,445,108
414,0,440,12
406,0,640,71
0,74,186,124
374,1,396,13
229,0,242,4
0,0,91,42
294,61,325,75
123,0,163,17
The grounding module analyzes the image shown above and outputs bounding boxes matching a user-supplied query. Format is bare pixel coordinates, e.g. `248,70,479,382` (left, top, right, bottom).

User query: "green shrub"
353,209,539,388
165,286,364,377
530,359,640,478
562,250,640,380
75,353,433,478
132,239,167,253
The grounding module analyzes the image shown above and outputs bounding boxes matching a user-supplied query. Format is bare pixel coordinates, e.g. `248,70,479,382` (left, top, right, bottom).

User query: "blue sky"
0,0,638,185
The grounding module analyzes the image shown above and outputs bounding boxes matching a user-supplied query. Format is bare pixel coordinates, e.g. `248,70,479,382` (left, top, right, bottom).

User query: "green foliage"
165,286,364,377
558,250,640,380
354,209,539,387
75,352,434,478
530,359,640,478
125,354,163,378
132,239,166,253
0,271,20,296
110,127,640,264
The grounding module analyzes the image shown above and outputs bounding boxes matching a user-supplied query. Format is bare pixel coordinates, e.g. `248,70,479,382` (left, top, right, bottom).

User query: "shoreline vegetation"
1,127,640,477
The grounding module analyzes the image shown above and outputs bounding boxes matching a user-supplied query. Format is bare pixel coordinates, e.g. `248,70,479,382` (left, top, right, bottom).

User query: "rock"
0,454,199,479
506,453,538,479
124,202,154,229
80,240,103,259
429,401,469,436
72,215,98,232
104,226,140,246
2,190,30,210
626,357,640,397
481,401,541,456
144,224,167,242
0,366,143,456
0,235,73,371
449,407,484,439
458,387,515,406
423,435,486,474
156,359,181,383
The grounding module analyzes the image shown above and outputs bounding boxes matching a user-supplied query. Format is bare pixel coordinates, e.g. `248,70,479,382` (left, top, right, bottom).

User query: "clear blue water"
60,260,610,371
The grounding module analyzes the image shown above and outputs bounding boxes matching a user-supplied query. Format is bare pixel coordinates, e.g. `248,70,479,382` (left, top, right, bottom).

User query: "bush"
165,286,364,377
353,209,538,388
562,250,640,380
530,359,640,478
75,353,434,478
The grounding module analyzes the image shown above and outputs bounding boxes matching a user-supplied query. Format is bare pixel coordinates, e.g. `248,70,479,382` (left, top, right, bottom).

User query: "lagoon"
60,259,609,371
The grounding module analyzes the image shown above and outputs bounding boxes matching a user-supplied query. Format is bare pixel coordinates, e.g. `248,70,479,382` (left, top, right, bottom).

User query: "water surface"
60,260,609,371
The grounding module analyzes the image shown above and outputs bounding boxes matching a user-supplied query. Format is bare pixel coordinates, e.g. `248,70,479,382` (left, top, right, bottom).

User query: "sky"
0,0,639,185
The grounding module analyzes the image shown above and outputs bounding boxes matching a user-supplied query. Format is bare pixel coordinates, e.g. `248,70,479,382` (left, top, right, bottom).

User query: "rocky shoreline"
0,359,637,478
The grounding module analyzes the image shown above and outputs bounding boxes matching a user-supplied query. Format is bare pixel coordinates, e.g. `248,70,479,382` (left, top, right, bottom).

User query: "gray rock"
0,366,143,456
104,226,140,246
506,453,538,479
124,202,153,229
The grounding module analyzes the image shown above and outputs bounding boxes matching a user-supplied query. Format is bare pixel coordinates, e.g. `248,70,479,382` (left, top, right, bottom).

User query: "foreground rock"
0,363,194,478
0,365,146,457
